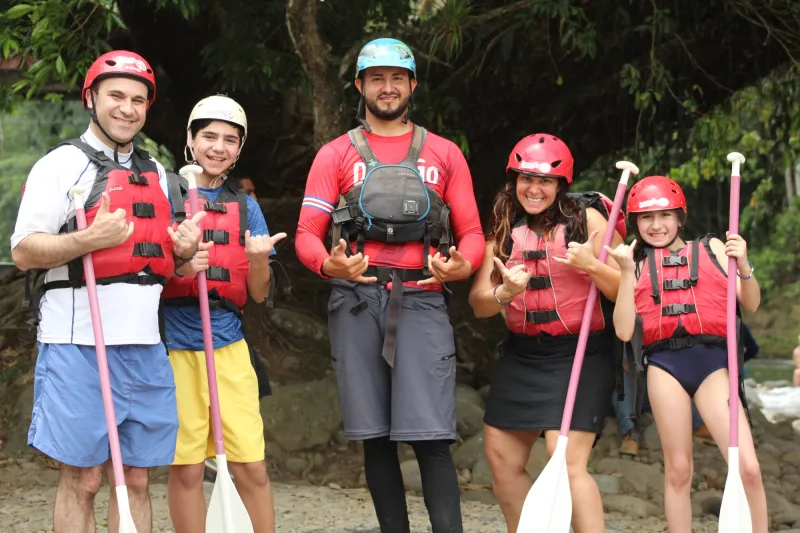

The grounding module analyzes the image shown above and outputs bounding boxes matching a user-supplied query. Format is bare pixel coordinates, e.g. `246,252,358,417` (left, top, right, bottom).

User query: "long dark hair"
487,174,585,284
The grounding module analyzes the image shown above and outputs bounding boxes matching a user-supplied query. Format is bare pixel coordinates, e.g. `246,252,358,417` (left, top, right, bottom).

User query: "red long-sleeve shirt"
296,127,485,285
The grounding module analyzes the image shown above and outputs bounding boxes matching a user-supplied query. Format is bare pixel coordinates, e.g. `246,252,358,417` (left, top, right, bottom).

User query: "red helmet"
506,134,575,184
82,51,156,110
627,175,687,214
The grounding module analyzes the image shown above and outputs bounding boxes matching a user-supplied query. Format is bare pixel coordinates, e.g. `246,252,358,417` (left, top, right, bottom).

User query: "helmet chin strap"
88,91,132,165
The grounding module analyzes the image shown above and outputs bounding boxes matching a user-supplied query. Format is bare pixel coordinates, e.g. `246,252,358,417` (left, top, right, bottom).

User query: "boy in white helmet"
161,95,286,533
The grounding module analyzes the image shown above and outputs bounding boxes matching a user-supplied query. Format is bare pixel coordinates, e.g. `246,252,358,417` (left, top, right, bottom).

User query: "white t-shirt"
11,127,170,346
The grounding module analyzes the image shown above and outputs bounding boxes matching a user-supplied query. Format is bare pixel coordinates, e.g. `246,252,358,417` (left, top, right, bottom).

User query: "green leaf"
55,55,65,76
5,4,35,20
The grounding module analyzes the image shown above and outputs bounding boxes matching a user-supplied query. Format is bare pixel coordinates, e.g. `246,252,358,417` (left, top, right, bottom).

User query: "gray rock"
470,456,493,487
592,474,620,494
452,431,485,470
691,490,722,517
595,457,664,493
477,384,491,402
461,489,497,504
400,459,423,493
640,422,662,451
260,375,342,451
455,384,485,409
793,419,800,438
285,457,309,475
4,383,33,454
455,399,485,439
783,451,800,468
602,494,660,518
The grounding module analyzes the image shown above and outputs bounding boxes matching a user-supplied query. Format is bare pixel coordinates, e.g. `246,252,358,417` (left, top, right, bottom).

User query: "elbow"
11,247,30,271
616,328,633,343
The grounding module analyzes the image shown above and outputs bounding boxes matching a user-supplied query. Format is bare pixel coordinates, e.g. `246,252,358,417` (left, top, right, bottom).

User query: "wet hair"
486,173,585,284
190,119,245,145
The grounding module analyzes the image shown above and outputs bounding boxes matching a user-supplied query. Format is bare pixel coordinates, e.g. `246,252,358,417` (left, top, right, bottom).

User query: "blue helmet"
355,38,416,79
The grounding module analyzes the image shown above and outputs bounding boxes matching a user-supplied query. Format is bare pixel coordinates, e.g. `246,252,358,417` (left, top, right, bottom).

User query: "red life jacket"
504,221,605,336
42,139,175,291
161,180,250,312
634,236,728,352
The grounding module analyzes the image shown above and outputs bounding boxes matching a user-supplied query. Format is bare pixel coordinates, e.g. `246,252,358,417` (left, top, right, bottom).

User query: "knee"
665,457,693,489
739,456,762,488
232,461,270,488
61,465,103,498
169,464,205,489
124,467,150,495
485,442,526,482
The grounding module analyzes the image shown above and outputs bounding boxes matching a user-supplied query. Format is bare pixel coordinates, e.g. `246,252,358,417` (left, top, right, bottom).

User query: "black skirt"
484,331,615,435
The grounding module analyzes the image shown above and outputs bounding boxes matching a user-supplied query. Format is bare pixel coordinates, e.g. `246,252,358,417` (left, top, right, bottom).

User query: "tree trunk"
286,0,349,149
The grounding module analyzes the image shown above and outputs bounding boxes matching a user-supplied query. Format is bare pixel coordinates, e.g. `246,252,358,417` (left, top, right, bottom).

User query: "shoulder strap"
401,125,427,166
689,238,700,286
167,172,187,222
216,180,249,245
56,138,115,169
348,127,379,167
645,247,661,304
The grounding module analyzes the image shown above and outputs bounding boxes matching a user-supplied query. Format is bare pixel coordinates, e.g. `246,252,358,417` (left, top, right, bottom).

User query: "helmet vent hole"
515,153,522,162
551,160,562,168
538,137,545,143
552,137,559,141
105,60,116,66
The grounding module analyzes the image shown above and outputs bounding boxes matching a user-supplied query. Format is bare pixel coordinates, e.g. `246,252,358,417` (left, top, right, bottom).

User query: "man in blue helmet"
296,38,485,533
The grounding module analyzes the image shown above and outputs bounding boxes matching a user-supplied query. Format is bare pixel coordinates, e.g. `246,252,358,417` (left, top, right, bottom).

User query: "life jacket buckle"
662,278,691,290
662,303,696,316
662,255,688,267
128,173,149,186
523,250,547,260
527,276,553,290
668,336,694,350
332,206,354,225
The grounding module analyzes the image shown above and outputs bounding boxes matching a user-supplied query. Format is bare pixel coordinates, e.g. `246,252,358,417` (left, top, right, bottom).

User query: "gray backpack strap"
401,125,427,166
348,127,378,167
329,196,348,253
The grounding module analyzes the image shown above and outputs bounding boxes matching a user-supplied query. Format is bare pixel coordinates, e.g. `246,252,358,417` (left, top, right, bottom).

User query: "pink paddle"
718,152,752,532
178,165,253,533
516,161,639,533
67,186,137,533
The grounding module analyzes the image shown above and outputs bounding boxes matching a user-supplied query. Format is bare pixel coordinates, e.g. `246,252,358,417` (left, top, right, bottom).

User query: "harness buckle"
527,309,558,324
668,336,694,350
662,255,688,267
523,250,547,260
662,278,691,290
527,276,553,290
662,303,696,316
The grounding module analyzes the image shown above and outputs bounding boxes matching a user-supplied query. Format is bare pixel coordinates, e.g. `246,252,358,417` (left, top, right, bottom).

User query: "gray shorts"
327,280,457,442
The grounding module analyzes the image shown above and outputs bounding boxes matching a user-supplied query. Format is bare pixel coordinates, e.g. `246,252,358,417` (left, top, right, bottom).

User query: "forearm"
737,268,761,313
613,270,637,341
12,231,99,271
247,260,271,303
585,259,621,301
468,284,508,318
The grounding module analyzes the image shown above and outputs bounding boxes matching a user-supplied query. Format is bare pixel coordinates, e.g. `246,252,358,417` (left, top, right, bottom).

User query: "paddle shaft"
559,180,628,436
727,172,741,448
73,206,127,488
188,187,226,455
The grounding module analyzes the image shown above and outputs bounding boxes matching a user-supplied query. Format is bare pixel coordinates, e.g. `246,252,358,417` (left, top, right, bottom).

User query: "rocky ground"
2,377,800,532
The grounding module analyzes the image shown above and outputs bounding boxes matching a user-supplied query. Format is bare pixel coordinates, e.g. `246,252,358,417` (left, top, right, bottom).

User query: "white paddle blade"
206,454,254,533
115,485,138,533
718,448,752,533
517,436,572,533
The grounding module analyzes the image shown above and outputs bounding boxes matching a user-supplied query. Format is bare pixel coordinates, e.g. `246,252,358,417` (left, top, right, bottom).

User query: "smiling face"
636,209,683,248
356,66,417,122
86,77,149,149
190,120,242,185
515,173,561,215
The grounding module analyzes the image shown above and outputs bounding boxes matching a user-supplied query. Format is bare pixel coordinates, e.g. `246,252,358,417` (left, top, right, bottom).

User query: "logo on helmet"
115,56,148,72
519,161,552,173
638,197,670,209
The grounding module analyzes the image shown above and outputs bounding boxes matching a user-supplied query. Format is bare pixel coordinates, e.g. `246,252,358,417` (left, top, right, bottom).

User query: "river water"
743,358,800,422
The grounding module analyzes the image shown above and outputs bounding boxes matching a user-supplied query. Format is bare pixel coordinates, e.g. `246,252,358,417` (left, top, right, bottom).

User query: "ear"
84,88,94,111
410,78,418,93
355,77,364,95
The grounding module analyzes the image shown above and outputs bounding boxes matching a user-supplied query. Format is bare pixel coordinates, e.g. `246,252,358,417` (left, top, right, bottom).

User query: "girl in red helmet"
469,134,624,533
606,176,768,532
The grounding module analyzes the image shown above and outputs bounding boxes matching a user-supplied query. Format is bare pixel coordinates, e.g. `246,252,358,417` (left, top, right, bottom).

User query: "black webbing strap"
132,242,164,258
527,276,552,290
646,247,661,305
690,238,700,286
525,309,560,324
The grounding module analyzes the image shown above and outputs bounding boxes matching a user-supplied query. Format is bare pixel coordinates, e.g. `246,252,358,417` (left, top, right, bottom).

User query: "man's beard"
365,93,411,121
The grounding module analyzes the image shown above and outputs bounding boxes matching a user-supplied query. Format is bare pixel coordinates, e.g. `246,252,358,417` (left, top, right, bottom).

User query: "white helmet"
185,94,248,163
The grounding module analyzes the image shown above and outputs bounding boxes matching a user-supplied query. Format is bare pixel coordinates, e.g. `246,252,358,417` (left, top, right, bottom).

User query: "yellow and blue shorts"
169,339,264,464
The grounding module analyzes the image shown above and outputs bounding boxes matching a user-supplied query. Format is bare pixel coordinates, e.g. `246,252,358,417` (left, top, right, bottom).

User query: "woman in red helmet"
469,134,624,533
606,176,768,532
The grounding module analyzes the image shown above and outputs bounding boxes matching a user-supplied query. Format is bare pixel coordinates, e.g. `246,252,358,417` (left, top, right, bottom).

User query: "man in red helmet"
296,38,484,532
10,50,203,532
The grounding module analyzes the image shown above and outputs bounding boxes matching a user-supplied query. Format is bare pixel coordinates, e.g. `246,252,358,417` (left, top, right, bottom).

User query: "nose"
380,78,395,93
212,137,225,152
119,98,134,116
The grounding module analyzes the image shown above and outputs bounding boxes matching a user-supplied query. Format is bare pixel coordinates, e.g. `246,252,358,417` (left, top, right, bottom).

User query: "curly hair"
486,174,585,284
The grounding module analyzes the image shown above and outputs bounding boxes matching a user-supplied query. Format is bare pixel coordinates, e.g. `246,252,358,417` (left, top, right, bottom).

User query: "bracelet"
493,284,512,306
737,261,755,280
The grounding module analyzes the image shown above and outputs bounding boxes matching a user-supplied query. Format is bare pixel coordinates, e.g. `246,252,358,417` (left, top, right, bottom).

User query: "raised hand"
321,239,379,284
169,210,207,259
552,230,599,272
88,192,134,249
245,229,287,266
724,231,750,274
417,247,474,286
604,239,638,273
491,256,532,299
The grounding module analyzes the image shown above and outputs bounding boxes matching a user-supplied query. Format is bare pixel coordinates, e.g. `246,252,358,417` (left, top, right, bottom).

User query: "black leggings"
363,437,463,533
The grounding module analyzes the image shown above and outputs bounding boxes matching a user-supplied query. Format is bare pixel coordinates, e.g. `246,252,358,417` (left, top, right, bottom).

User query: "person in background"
233,175,258,202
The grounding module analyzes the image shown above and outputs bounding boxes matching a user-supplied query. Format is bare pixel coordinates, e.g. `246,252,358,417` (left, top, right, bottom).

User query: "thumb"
125,221,134,240
245,229,252,241
588,230,599,244
334,239,347,254
630,239,637,249
98,192,110,213
492,257,508,272
270,232,288,245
